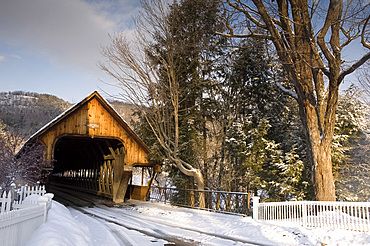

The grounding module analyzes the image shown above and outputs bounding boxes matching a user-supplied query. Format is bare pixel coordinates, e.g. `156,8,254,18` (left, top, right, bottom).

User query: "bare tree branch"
215,31,272,39
361,15,370,49
100,0,205,198
275,81,298,100
339,52,370,84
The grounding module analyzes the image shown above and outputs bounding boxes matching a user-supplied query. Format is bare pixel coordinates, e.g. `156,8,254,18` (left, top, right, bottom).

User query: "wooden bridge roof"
23,91,150,154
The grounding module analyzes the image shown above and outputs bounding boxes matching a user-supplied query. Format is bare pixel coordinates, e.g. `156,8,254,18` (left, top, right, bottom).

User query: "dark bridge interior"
49,136,155,204
53,136,123,174
49,136,127,200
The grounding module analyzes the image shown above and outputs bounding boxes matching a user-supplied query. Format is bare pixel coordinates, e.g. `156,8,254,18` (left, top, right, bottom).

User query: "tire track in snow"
72,205,199,246
78,206,270,246
52,188,270,245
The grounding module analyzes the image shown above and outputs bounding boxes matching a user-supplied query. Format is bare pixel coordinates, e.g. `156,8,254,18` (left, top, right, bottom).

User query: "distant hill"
109,100,138,126
0,91,72,137
0,91,137,138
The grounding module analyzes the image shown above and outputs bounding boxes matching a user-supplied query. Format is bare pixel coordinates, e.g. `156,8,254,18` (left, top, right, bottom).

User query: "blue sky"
0,0,140,103
0,0,368,103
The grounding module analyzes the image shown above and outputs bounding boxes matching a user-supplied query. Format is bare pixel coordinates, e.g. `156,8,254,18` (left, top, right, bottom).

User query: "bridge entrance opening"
49,136,129,202
53,136,123,174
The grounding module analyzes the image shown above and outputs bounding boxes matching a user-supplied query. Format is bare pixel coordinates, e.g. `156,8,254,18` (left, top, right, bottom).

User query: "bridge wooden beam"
112,147,130,203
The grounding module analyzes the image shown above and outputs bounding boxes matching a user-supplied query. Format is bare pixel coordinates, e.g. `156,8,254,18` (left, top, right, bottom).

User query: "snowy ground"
26,199,370,246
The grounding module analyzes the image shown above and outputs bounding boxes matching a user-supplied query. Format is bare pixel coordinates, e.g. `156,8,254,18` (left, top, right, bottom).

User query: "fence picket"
254,200,370,232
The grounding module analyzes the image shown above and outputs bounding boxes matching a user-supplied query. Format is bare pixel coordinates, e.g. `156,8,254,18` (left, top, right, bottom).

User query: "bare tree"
100,0,205,206
0,121,45,189
219,0,370,200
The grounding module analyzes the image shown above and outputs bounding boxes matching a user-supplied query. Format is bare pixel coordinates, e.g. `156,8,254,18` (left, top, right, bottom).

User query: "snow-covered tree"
218,39,310,201
333,85,370,201
0,120,45,189
221,0,370,201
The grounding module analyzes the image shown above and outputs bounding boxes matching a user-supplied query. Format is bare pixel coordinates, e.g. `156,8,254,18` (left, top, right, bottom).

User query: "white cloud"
0,56,5,62
0,0,139,72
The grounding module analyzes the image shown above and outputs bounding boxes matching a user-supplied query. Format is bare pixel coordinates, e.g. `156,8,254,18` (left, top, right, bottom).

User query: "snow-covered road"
26,198,370,246
69,203,263,245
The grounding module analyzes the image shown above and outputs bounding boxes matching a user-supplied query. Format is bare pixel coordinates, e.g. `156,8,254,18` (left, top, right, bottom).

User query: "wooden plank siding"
29,92,150,167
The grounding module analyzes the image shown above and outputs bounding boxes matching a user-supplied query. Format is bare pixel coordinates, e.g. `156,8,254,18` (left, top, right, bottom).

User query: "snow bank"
26,201,94,246
23,194,42,202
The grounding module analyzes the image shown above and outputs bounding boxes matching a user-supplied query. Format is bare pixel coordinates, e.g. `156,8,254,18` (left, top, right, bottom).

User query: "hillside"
109,100,138,126
0,91,72,137
0,91,137,138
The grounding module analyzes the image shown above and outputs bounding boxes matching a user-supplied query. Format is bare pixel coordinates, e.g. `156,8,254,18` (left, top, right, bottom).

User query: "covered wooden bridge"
21,91,159,203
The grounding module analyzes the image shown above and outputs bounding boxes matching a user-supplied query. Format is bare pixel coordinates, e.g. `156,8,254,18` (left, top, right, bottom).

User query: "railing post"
302,202,307,227
253,196,260,220
38,196,48,223
38,194,53,223
164,187,167,204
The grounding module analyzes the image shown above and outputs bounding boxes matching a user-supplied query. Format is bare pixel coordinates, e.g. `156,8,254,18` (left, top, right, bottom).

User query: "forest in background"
0,84,368,201
1,0,369,202
100,0,370,202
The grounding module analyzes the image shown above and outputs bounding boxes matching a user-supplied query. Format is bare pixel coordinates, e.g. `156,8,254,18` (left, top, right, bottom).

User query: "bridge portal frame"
21,91,157,203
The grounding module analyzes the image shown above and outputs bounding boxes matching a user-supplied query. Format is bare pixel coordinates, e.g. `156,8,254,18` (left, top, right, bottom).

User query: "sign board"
87,123,100,129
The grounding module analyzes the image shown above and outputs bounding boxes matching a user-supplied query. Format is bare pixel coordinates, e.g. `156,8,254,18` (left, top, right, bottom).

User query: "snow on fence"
252,197,370,232
17,185,46,203
13,185,47,210
0,186,53,246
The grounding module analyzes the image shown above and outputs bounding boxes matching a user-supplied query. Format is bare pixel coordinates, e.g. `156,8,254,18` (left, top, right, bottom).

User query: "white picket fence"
0,191,12,213
13,185,47,210
18,185,46,203
0,186,53,246
252,197,370,232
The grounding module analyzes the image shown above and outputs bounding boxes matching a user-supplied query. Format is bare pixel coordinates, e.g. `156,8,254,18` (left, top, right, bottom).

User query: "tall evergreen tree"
333,85,370,201
147,0,225,189
100,0,225,207
220,39,311,200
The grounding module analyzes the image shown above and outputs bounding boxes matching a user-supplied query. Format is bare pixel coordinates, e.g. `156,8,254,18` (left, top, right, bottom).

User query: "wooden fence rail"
252,197,370,232
149,186,251,215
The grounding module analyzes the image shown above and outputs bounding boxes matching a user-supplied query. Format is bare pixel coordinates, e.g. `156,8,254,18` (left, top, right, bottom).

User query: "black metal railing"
149,186,252,215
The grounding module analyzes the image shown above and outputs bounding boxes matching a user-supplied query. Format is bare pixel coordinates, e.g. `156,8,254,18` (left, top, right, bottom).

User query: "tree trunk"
312,143,335,201
195,169,206,208
300,95,336,201
221,0,369,202
250,0,338,201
